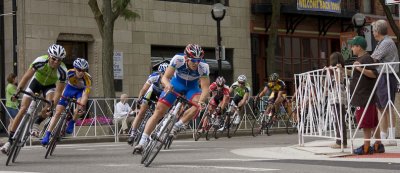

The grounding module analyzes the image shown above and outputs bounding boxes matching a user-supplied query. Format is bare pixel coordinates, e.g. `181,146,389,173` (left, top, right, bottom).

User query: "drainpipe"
0,0,5,131
12,0,17,75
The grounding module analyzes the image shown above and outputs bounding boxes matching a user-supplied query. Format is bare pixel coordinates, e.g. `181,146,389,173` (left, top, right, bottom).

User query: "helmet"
48,44,66,59
158,63,169,73
184,44,204,59
237,75,247,82
215,76,226,87
73,58,89,70
269,73,279,82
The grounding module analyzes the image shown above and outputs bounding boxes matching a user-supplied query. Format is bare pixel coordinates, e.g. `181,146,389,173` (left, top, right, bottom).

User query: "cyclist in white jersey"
1,44,67,154
134,44,210,152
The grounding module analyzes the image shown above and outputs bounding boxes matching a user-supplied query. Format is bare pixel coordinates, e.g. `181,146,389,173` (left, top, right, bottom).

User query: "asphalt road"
0,134,399,173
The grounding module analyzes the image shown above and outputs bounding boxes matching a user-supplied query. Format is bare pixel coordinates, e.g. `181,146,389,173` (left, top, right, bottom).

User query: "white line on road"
159,165,279,172
161,149,201,152
0,172,41,173
203,158,276,161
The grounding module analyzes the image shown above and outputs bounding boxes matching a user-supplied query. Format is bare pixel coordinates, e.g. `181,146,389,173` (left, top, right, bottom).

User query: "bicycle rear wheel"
285,111,296,134
227,114,240,138
265,116,274,136
45,114,66,158
251,113,262,137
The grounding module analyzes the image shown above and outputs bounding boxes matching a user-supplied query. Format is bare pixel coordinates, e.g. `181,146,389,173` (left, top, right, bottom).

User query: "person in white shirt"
114,94,135,134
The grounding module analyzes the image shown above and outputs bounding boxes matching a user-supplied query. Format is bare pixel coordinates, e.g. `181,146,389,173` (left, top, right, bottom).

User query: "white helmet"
48,44,66,59
237,75,247,82
73,58,89,70
158,63,168,73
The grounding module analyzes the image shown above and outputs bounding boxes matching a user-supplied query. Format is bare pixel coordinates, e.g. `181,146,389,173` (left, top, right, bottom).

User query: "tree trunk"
266,0,281,76
102,0,116,98
379,0,400,44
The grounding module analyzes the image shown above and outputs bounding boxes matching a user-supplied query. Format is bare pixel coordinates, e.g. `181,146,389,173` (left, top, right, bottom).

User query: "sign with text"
386,0,400,5
113,52,123,79
297,0,341,13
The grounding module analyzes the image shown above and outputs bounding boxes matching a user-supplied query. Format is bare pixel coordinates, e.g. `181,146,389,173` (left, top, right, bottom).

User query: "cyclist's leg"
67,88,87,134
131,103,149,132
42,105,65,145
135,90,176,149
177,86,202,128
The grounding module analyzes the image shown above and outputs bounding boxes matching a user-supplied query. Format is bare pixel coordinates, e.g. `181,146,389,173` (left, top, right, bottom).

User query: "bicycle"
194,101,222,141
5,90,51,166
140,90,199,167
131,98,156,147
218,100,241,138
44,96,83,159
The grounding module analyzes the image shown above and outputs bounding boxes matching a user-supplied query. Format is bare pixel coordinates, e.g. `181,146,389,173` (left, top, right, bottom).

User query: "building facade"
250,0,400,94
2,0,252,97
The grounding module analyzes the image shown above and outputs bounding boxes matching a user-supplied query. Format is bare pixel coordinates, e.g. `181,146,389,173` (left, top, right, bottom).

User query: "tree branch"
88,0,104,36
112,0,130,22
379,0,400,43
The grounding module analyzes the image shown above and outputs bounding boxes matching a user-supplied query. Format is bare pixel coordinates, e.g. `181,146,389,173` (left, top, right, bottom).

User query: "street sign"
386,0,400,5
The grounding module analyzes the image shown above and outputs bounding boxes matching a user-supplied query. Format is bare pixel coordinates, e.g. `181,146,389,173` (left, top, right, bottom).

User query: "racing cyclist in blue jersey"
134,44,210,152
127,63,169,145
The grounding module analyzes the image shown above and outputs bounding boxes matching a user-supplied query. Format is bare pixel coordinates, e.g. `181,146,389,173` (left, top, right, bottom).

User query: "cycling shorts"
58,84,84,107
232,95,243,106
159,77,201,107
25,78,56,98
210,94,224,107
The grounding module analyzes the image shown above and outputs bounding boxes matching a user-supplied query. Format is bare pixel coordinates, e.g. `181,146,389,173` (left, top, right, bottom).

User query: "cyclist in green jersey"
218,75,251,131
1,44,67,154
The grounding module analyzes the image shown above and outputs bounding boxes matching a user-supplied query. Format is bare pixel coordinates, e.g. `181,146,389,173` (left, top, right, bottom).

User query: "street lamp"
211,3,226,76
352,13,366,36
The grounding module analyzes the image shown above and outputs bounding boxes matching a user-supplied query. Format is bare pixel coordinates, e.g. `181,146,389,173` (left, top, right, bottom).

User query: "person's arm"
198,77,210,104
257,86,268,98
161,66,175,92
371,40,389,62
16,68,35,92
354,61,377,78
239,92,249,107
52,82,66,106
138,83,151,99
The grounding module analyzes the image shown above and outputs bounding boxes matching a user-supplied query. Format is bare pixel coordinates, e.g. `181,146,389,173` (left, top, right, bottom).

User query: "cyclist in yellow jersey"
255,73,287,115
41,58,91,145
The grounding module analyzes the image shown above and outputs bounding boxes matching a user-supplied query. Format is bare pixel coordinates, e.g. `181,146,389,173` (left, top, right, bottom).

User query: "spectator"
5,73,19,132
114,94,135,134
327,52,347,149
371,20,399,145
349,36,383,155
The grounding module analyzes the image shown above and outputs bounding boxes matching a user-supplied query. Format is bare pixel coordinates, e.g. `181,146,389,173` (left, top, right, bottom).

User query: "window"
158,0,229,6
56,41,88,69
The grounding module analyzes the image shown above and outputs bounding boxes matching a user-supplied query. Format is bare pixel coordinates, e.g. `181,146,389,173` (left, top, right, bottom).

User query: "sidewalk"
232,139,400,163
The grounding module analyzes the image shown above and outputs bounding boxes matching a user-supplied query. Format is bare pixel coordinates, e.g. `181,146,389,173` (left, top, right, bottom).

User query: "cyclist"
254,73,287,116
218,75,251,131
1,44,67,154
126,62,169,145
134,44,210,152
198,76,230,132
41,58,91,145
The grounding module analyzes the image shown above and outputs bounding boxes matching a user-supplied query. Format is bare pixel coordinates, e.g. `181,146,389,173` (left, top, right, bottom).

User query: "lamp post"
352,13,366,36
211,3,226,77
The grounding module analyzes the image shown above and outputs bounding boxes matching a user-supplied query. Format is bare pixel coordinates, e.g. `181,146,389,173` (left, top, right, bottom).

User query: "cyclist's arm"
53,82,66,106
257,86,268,98
220,95,229,110
239,92,249,107
16,67,35,91
161,66,175,92
198,77,210,103
79,90,89,108
138,83,151,98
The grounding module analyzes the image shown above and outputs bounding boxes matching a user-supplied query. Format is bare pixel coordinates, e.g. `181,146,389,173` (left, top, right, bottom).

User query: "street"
0,134,399,173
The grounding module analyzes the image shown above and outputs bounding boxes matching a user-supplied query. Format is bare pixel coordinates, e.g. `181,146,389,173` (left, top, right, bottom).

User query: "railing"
295,62,400,152
251,0,359,12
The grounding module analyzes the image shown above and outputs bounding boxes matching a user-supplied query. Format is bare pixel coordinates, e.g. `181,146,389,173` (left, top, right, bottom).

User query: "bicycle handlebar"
19,90,51,105
61,96,84,106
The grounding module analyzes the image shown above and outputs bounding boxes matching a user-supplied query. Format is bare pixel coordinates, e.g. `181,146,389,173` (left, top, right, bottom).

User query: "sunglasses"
51,57,62,62
75,68,86,72
188,58,202,63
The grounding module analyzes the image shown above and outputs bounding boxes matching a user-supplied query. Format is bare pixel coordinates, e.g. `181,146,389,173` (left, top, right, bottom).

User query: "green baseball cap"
349,36,367,50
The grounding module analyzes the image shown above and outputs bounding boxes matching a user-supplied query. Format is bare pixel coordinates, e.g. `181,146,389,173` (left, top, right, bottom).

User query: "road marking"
160,165,279,172
102,164,131,167
0,172,41,173
161,148,201,152
203,158,276,161
76,149,95,151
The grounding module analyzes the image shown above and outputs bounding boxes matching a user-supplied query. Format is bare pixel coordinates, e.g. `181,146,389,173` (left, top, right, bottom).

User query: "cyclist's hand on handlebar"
164,83,173,93
198,101,206,110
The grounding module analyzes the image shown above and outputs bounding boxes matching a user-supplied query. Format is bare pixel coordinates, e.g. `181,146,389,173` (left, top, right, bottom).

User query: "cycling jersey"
170,54,209,83
30,55,67,86
265,79,286,100
209,82,229,106
58,69,92,107
146,72,163,94
231,81,251,98
159,54,210,107
67,69,92,94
